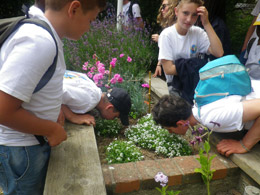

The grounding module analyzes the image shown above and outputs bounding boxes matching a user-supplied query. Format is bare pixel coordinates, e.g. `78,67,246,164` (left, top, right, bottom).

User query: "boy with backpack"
152,55,260,158
0,0,106,194
122,0,144,29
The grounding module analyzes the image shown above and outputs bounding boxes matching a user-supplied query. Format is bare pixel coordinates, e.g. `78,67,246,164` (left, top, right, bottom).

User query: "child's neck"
175,23,188,36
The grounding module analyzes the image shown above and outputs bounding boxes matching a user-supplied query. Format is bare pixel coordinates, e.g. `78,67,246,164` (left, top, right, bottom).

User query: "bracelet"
240,140,250,152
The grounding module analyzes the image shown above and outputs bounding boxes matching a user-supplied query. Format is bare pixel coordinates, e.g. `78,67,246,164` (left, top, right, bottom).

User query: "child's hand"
197,6,209,27
153,63,162,77
151,34,159,42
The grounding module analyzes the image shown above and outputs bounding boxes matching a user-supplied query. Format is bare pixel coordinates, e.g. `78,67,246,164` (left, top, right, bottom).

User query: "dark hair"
45,0,107,13
152,95,192,127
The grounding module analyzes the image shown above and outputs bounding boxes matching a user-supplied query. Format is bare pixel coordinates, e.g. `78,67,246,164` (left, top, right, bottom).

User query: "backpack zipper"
195,92,229,98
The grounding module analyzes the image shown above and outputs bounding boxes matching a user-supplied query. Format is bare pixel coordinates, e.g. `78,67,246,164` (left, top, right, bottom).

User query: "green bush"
106,140,144,164
95,118,122,137
63,9,157,79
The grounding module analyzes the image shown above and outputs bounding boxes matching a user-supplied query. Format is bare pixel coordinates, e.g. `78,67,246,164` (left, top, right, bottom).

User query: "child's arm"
161,59,178,75
0,91,67,146
61,104,96,126
197,6,224,58
217,99,260,156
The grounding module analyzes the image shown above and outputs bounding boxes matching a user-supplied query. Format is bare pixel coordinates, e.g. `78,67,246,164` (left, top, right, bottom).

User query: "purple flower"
183,121,190,127
197,127,204,134
190,140,196,146
195,136,203,143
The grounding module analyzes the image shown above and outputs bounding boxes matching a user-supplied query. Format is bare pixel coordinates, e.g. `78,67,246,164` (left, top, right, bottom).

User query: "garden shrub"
95,118,122,137
63,8,157,79
106,140,144,164
125,114,192,157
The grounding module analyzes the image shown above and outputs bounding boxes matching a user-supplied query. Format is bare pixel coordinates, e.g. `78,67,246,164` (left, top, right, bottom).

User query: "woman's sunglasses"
161,4,169,10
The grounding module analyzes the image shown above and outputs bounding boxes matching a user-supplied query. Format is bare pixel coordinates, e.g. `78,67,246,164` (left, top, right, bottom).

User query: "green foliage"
125,114,192,157
105,140,144,164
63,9,157,79
95,119,122,137
114,80,148,119
194,130,216,195
156,186,180,195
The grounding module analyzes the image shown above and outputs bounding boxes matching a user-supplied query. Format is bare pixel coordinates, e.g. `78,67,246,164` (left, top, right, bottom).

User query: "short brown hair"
45,0,106,13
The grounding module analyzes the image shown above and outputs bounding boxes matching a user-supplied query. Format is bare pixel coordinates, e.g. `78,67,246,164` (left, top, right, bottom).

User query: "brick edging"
102,154,239,194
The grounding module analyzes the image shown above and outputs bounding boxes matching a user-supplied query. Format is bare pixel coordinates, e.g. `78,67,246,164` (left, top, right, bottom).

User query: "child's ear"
105,104,114,111
68,0,81,17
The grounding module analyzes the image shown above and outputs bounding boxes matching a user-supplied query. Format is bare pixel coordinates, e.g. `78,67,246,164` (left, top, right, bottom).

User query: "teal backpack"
194,55,251,112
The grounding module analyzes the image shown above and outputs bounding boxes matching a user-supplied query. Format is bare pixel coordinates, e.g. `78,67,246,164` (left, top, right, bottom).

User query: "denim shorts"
0,143,51,195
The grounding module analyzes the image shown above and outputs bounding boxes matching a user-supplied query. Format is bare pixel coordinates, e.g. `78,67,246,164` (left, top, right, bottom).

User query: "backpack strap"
247,37,256,56
20,18,58,93
127,1,137,19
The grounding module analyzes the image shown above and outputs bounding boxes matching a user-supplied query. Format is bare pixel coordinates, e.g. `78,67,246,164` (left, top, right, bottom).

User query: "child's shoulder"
160,25,175,36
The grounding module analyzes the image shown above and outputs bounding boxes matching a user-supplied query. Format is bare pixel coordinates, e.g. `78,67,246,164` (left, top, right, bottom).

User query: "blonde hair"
157,0,178,29
157,0,204,28
45,0,106,13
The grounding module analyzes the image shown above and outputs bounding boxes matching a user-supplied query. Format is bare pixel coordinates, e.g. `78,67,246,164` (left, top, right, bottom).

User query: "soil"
96,117,199,165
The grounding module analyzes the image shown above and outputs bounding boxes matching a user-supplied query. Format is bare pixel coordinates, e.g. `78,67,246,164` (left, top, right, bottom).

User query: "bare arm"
241,16,257,51
198,6,224,57
61,104,96,126
217,99,260,156
0,91,67,146
161,59,177,75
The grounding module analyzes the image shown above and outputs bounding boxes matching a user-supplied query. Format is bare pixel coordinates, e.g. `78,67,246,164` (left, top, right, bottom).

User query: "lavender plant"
63,8,156,80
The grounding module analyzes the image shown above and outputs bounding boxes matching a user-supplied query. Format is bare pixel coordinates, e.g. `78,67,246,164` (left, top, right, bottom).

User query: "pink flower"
87,72,93,78
93,54,97,59
110,61,116,68
141,83,149,88
96,61,100,66
82,62,88,70
127,56,132,62
105,84,111,89
110,78,116,84
117,77,123,83
110,58,117,68
98,66,105,74
90,67,96,72
120,53,124,58
105,70,110,74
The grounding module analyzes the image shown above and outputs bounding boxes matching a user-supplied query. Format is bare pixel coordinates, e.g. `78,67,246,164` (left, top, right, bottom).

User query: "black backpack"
127,0,140,19
0,15,58,94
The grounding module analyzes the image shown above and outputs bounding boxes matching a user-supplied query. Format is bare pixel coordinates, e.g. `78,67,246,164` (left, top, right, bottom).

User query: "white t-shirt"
122,1,142,26
0,6,66,146
62,71,102,114
158,25,210,83
193,80,260,132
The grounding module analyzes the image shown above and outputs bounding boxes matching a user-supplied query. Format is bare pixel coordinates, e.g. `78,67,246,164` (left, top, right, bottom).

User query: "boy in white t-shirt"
159,0,223,96
60,70,131,126
0,0,106,194
152,79,260,157
122,0,144,28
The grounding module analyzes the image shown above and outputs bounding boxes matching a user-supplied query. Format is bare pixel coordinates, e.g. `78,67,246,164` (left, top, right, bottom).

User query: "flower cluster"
105,140,144,164
125,114,192,157
188,121,218,147
82,53,133,89
154,172,181,195
154,172,168,187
